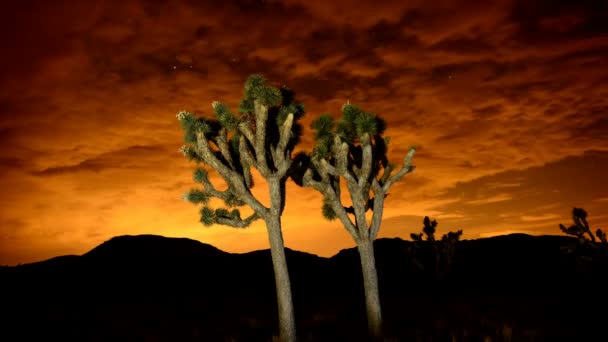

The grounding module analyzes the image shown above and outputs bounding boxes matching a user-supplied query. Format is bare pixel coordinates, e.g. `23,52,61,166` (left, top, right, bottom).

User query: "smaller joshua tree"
291,101,417,340
559,207,606,243
411,216,463,279
559,207,607,261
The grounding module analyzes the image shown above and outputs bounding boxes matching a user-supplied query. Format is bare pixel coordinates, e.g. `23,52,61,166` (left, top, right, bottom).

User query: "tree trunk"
266,208,296,342
357,238,383,340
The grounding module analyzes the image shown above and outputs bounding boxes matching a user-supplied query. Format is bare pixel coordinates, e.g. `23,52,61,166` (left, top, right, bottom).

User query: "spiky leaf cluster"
236,76,306,159
213,101,239,131
311,114,335,160
298,100,417,243
200,206,215,226
178,111,218,144
240,74,283,110
321,197,337,221
224,188,246,207
183,188,210,204
180,145,203,163
178,74,306,229
315,102,391,184
193,168,209,184
336,102,386,143
215,208,242,219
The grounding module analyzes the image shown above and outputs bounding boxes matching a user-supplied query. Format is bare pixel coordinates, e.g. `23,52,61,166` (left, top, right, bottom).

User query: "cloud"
520,213,561,222
31,145,170,176
465,194,513,205
1,0,607,264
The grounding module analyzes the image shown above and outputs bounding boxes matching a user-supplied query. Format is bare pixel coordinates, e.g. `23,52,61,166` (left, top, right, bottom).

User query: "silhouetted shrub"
410,216,463,279
559,207,608,265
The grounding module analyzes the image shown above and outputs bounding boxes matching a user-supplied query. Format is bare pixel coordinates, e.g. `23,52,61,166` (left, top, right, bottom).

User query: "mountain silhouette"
2,234,607,341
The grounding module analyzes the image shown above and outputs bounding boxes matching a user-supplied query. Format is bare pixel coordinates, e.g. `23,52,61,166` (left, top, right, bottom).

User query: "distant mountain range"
1,234,606,341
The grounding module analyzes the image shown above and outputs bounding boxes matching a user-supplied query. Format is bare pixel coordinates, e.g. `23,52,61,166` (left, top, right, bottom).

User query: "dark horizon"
0,231,579,267
3,232,606,341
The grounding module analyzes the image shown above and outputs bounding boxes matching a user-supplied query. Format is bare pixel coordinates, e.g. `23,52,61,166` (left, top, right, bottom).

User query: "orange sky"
1,0,607,265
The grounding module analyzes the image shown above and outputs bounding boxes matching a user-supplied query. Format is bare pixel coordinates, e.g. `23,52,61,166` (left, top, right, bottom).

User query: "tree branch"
320,159,339,176
331,137,358,186
302,169,326,193
238,122,256,147
239,135,255,188
379,163,393,186
197,170,232,201
383,146,416,192
254,100,271,176
274,113,293,175
370,179,386,239
357,133,373,188
216,212,261,228
302,169,359,241
196,132,267,215
216,128,235,169
327,190,360,242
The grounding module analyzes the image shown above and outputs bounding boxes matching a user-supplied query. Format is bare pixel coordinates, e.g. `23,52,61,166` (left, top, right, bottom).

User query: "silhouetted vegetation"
559,207,608,267
559,207,607,244
410,216,463,280
2,233,608,341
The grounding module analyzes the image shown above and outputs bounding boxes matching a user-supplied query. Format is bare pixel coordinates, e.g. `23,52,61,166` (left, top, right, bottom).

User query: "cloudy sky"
1,0,607,265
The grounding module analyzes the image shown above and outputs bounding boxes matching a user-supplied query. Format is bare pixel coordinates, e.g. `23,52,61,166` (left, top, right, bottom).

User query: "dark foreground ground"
1,234,606,341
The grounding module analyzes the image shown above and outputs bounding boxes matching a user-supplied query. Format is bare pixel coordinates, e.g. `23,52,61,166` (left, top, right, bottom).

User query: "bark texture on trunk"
266,217,296,342
267,181,296,342
357,239,383,340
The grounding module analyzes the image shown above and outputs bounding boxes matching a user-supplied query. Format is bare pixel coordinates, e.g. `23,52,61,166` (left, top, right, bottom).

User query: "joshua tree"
410,216,439,242
559,207,607,261
441,229,463,270
177,74,304,342
410,216,462,278
598,229,607,244
291,101,417,339
559,207,606,243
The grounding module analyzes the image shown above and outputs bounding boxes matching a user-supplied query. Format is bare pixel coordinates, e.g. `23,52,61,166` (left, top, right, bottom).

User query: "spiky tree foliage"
559,207,608,262
410,216,462,278
440,230,463,276
410,216,438,242
597,229,607,244
177,74,305,342
559,207,603,243
291,101,417,340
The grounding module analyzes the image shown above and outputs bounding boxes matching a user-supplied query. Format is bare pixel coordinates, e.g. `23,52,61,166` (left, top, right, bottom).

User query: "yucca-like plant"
410,216,462,278
559,207,606,243
291,101,417,340
177,74,305,342
559,207,608,263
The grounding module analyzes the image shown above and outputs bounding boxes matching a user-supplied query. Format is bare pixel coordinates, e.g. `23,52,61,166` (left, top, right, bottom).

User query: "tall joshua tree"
291,101,417,339
177,74,304,342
